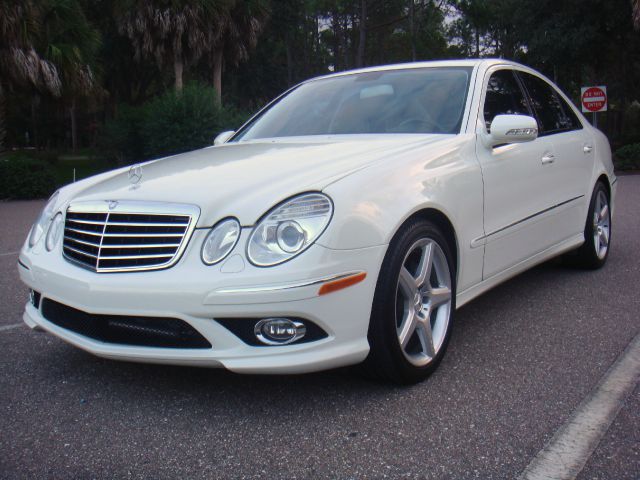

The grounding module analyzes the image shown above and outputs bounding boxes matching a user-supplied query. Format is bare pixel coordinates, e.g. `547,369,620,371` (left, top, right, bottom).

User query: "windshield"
234,67,472,141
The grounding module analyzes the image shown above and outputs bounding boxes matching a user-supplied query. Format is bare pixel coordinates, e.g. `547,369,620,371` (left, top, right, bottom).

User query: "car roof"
307,58,526,83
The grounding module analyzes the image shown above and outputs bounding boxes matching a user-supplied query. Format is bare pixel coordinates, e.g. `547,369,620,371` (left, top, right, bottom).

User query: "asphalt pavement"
0,177,638,479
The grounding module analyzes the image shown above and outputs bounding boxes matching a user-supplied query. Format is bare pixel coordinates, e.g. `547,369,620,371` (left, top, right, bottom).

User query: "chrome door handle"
541,153,555,165
584,144,593,154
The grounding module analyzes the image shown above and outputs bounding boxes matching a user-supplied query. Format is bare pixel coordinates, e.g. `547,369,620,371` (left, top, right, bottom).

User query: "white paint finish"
18,59,615,373
19,233,385,372
321,132,486,292
457,233,583,307
519,333,640,480
63,135,450,228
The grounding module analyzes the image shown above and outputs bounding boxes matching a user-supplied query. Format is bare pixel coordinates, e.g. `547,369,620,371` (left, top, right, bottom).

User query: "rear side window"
483,69,531,131
518,72,582,135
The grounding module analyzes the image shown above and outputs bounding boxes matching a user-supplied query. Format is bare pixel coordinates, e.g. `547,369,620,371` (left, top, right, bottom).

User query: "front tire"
363,219,456,384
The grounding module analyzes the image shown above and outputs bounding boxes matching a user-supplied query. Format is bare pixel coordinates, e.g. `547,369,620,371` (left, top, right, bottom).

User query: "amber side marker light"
318,272,367,296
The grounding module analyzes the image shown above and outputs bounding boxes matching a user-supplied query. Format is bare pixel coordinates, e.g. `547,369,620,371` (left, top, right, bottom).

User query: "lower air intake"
41,299,211,349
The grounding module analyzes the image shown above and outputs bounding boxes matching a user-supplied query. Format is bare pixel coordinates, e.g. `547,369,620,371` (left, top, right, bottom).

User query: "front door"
476,67,559,279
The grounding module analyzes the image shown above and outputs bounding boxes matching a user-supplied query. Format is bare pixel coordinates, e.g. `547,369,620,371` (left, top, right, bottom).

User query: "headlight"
247,193,333,266
28,191,59,248
45,213,64,251
201,218,241,265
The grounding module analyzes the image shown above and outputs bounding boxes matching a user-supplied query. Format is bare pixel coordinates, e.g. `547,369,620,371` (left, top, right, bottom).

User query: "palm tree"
40,0,101,151
208,0,269,104
116,0,220,92
0,0,61,151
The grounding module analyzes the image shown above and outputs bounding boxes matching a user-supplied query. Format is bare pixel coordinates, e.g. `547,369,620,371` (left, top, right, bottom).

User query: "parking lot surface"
1,177,638,479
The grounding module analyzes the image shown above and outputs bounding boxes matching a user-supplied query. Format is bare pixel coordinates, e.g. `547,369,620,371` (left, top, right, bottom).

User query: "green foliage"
614,143,640,171
0,152,57,199
99,83,248,163
99,104,145,164
3,0,640,157
620,102,640,146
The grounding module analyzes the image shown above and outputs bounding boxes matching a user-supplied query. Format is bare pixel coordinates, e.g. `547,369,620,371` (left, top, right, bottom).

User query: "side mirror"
213,130,235,146
485,114,538,147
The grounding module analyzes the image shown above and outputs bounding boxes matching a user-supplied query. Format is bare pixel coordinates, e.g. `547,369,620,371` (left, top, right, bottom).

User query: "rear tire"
564,181,611,269
362,218,456,384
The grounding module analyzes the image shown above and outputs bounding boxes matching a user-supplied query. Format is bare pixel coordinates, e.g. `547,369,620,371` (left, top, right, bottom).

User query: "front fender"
319,134,485,292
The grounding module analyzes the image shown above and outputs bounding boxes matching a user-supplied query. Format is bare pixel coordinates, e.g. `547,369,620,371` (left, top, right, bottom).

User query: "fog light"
254,318,306,345
29,289,41,308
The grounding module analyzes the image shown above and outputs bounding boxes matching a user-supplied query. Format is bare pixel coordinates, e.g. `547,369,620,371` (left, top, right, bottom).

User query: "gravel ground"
0,177,638,479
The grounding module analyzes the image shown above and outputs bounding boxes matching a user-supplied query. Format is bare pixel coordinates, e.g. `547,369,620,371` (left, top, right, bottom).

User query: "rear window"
518,72,583,135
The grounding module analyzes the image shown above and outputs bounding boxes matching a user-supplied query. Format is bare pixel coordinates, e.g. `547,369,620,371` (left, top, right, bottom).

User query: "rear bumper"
19,229,387,374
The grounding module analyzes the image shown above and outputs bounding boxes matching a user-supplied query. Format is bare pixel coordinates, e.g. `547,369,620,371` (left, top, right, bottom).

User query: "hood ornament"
107,200,119,210
128,164,142,189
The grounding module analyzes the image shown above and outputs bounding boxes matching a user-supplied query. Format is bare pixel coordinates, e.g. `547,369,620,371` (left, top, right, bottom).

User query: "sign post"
581,86,607,128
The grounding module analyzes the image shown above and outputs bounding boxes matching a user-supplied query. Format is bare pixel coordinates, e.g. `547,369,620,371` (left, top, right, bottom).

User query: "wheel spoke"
600,228,609,247
398,266,416,299
398,309,418,348
429,286,451,308
600,204,609,222
416,318,436,358
415,242,434,289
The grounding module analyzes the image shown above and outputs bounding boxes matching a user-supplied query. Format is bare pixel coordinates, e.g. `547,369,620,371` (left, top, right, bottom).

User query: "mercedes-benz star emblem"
128,164,142,186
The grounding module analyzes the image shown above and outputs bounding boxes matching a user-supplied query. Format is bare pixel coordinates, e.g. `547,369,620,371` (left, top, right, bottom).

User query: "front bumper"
19,229,387,374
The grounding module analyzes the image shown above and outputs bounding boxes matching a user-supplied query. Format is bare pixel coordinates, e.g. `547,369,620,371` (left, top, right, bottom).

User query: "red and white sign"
581,86,607,113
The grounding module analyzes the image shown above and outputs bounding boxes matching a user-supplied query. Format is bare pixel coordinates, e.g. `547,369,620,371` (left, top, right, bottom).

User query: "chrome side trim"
214,271,366,295
471,195,584,248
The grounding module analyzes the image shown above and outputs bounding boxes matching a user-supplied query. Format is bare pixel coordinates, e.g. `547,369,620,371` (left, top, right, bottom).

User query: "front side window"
233,67,472,140
518,72,582,135
483,69,531,131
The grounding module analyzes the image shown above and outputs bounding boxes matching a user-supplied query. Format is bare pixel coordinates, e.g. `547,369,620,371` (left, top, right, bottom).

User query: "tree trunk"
174,53,184,92
31,94,39,149
212,47,223,105
70,98,77,153
409,0,416,61
285,34,293,86
0,85,5,153
332,10,341,71
356,0,367,68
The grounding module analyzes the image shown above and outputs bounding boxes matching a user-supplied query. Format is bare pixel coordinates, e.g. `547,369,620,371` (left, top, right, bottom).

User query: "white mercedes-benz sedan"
19,59,615,383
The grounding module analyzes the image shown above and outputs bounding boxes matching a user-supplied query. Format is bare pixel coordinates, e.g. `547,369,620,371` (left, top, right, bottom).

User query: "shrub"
614,143,640,171
140,84,248,159
99,83,248,164
0,153,57,200
98,105,145,165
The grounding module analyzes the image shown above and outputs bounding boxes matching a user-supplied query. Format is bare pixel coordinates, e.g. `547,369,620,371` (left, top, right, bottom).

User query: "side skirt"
456,233,584,308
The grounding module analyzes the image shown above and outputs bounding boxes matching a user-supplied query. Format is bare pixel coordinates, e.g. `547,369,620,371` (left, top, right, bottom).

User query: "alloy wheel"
395,238,452,367
593,190,610,260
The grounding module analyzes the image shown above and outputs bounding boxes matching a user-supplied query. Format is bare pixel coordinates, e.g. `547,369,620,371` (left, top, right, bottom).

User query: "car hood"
67,135,448,227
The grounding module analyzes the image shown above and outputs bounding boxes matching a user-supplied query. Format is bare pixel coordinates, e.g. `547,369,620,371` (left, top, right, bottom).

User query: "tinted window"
483,69,531,131
518,72,582,135
233,67,472,140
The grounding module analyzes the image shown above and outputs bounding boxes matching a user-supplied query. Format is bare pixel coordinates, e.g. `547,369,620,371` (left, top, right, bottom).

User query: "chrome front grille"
62,201,200,273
